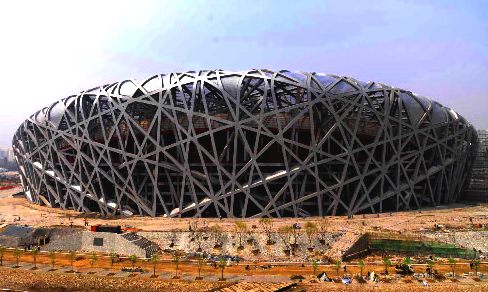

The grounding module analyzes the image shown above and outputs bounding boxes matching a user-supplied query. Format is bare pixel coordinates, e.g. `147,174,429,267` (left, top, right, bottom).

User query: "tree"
88,252,98,269
49,251,56,270
259,217,274,245
312,259,319,276
278,226,293,254
403,256,412,266
427,259,435,277
172,252,181,278
129,254,138,271
196,254,205,280
68,250,76,271
218,258,227,281
235,221,248,249
317,218,328,244
194,230,204,252
304,222,317,249
209,225,223,248
13,248,22,268
334,259,342,276
169,230,179,248
30,248,39,269
473,259,480,276
290,224,300,251
150,254,160,277
109,253,117,271
448,257,456,278
0,246,5,266
358,259,365,278
382,256,392,275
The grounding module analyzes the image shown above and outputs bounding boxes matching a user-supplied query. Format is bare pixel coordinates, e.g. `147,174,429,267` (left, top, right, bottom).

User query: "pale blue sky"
0,0,487,147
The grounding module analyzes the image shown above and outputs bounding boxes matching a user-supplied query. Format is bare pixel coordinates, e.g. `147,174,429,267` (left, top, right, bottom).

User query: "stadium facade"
12,70,478,218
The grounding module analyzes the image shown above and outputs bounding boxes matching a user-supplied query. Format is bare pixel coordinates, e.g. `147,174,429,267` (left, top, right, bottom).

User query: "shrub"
434,273,446,281
290,274,305,280
354,274,366,284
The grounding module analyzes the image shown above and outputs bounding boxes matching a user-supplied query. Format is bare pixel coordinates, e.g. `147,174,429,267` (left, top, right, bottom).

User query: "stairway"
121,232,160,257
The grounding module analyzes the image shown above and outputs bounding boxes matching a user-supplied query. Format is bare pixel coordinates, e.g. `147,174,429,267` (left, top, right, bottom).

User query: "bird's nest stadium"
12,70,478,218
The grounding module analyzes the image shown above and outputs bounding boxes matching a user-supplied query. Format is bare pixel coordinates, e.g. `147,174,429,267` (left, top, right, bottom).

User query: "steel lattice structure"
13,70,478,218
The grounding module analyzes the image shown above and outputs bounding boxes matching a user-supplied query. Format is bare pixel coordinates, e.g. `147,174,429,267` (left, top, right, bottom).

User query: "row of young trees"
0,245,229,281
378,256,481,278
0,245,483,280
188,219,327,254
260,218,328,247
176,218,329,254
309,256,481,279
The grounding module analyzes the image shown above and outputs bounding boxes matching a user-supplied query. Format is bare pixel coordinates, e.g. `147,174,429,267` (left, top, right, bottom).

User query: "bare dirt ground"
1,185,487,235
0,265,487,292
0,184,22,198
0,267,226,292
295,282,488,292
1,248,487,283
1,188,488,290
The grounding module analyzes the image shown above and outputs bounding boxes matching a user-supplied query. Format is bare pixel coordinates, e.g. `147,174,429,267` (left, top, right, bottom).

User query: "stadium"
12,70,478,218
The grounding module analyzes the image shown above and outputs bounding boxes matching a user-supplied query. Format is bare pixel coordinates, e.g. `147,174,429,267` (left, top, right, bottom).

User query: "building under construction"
12,70,478,218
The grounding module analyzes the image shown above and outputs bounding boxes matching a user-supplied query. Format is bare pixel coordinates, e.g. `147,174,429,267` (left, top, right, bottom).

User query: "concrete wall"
45,231,146,258
0,235,20,247
81,232,146,258
139,230,343,261
421,230,488,255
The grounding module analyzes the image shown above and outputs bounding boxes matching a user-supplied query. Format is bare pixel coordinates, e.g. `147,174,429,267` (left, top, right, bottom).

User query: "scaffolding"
465,130,488,202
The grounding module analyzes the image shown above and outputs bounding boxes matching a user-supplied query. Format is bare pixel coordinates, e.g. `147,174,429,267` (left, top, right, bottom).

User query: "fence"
340,232,479,260
368,238,477,259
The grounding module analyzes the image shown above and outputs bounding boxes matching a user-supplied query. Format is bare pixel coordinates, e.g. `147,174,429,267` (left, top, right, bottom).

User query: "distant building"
0,147,17,170
7,148,15,162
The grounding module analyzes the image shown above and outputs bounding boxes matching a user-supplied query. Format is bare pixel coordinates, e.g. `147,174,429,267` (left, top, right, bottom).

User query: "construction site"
0,179,487,291
1,126,488,290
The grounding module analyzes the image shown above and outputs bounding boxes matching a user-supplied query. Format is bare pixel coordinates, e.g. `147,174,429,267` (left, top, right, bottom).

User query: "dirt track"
1,248,487,280
0,267,488,292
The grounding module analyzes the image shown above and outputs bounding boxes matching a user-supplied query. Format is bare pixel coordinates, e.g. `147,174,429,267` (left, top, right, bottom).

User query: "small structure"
0,225,50,248
90,225,122,234
45,229,159,258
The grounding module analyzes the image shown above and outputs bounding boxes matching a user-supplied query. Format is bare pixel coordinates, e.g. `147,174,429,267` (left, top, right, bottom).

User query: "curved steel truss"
13,70,478,217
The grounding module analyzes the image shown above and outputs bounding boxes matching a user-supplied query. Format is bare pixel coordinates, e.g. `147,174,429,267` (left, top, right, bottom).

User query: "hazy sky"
0,0,487,147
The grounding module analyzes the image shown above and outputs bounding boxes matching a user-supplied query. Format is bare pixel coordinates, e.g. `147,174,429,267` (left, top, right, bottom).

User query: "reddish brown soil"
1,249,487,278
1,190,487,235
0,267,226,291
